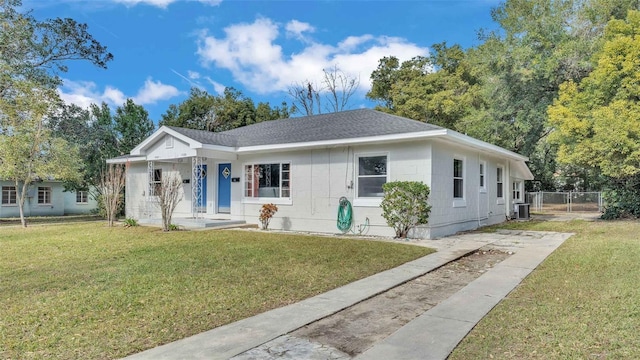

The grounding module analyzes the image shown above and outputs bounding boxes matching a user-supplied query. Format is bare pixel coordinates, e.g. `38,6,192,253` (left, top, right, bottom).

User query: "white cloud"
102,86,127,105
112,0,221,9
196,18,428,94
58,77,181,109
133,78,181,104
112,0,174,8
285,20,315,41
204,76,226,95
188,70,201,79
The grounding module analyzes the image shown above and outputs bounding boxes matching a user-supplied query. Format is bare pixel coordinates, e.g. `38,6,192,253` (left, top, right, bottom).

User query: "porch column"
146,161,154,218
191,156,204,219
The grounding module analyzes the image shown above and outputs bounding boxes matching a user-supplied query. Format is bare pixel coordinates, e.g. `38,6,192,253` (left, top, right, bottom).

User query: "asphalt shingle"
166,109,442,148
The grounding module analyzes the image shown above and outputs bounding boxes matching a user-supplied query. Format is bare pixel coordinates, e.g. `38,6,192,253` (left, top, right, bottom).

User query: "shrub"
380,181,432,238
259,203,278,230
602,185,640,219
168,224,181,231
123,218,138,227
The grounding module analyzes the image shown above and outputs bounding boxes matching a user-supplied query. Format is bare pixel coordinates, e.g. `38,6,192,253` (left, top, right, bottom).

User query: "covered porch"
107,127,241,222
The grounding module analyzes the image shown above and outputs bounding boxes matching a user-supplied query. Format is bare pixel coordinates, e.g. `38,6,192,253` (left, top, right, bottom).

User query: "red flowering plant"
259,203,278,230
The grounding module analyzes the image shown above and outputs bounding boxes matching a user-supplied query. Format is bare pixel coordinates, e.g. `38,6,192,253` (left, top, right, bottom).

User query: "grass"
0,223,433,359
0,214,102,226
451,219,640,359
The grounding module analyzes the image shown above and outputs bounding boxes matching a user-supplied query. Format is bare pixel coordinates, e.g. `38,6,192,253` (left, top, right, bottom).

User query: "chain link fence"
526,191,603,213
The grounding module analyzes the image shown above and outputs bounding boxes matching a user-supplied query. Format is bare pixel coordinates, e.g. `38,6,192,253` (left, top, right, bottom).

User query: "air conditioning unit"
514,203,530,220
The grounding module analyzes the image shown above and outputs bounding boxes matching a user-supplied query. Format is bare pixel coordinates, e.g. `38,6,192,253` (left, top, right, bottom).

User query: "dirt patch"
292,248,511,357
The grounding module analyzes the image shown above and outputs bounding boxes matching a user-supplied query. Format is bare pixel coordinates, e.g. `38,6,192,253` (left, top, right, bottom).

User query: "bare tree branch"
287,80,323,116
322,65,360,113
153,171,183,231
100,164,126,227
287,65,360,116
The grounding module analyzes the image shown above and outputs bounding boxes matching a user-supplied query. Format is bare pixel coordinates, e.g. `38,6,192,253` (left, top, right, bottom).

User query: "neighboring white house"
107,109,533,239
0,180,98,218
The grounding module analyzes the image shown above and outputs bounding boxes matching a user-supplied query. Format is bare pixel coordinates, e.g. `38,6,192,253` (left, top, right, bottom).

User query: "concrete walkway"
123,230,572,360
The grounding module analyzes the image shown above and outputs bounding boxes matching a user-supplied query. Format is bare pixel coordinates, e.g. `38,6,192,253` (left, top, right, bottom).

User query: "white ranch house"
108,109,533,238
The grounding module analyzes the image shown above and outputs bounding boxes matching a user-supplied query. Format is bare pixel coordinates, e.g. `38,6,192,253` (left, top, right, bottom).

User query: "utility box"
513,203,530,220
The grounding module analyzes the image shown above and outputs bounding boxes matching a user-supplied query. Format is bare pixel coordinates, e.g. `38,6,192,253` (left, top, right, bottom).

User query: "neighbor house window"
38,187,52,204
151,169,162,195
244,163,290,198
2,186,17,205
513,181,522,202
479,161,486,191
76,190,89,204
357,155,388,198
453,158,464,199
497,166,504,199
165,136,174,149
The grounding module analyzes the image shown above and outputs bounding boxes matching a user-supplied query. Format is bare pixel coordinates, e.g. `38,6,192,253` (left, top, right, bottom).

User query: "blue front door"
217,163,231,213
196,164,207,212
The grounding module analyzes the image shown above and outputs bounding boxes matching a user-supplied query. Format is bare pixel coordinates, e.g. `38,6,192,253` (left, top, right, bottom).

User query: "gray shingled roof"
167,126,238,147
167,109,443,148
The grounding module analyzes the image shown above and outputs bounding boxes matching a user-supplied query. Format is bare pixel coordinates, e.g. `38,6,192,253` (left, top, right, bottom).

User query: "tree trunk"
16,181,29,228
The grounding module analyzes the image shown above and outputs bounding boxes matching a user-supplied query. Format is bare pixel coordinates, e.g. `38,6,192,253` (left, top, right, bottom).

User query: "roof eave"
130,126,204,156
443,130,530,161
235,130,449,154
106,156,146,164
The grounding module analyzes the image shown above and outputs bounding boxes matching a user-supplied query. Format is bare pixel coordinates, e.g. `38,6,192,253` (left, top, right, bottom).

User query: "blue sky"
26,0,501,123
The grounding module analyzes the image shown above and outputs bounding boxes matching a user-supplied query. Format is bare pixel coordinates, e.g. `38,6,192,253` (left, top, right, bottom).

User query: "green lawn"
451,219,640,359
0,214,102,226
0,223,433,359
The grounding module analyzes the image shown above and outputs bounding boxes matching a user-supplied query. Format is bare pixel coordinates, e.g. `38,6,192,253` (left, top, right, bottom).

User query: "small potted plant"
259,203,278,230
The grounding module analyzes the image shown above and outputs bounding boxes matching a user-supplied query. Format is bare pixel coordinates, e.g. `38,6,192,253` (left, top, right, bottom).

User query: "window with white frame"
38,187,52,204
497,166,504,199
151,169,162,195
357,155,387,198
513,181,522,202
76,190,89,204
165,136,174,149
2,186,17,205
453,158,464,199
479,161,486,191
244,163,290,198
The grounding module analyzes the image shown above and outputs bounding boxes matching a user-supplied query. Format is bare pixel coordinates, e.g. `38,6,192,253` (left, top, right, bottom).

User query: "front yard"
0,223,433,359
451,219,640,359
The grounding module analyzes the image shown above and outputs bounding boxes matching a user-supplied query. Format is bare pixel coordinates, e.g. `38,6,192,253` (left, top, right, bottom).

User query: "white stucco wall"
125,160,206,220
422,141,510,238
122,137,528,239
229,141,431,238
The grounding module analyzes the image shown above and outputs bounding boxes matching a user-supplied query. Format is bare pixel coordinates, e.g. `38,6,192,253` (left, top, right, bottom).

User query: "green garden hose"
337,197,353,232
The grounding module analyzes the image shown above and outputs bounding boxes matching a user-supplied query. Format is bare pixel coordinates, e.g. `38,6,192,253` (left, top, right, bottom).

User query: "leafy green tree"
367,56,431,112
159,87,215,129
368,0,639,190
114,99,154,154
48,102,120,191
0,0,112,226
0,79,82,227
470,0,639,189
548,10,640,216
0,0,112,90
160,87,290,131
380,181,432,238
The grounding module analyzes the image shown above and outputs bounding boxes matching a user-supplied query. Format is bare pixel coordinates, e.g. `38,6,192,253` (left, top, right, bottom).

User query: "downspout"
505,160,511,217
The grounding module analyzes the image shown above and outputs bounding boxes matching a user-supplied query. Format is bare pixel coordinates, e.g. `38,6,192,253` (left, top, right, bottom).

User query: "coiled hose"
337,197,353,233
